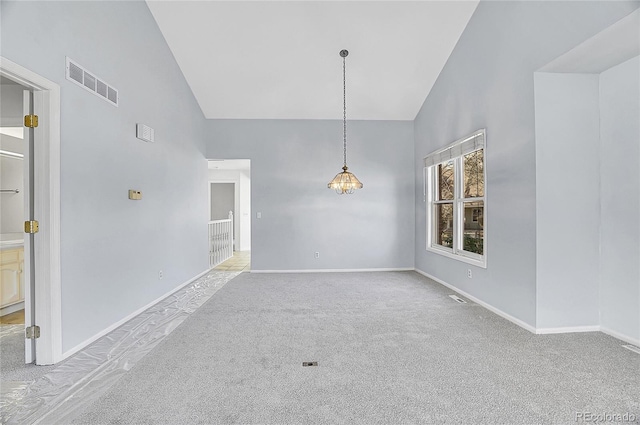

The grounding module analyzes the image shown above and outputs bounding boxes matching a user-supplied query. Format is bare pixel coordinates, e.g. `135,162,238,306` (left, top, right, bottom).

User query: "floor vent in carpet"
302,362,318,367
448,295,467,304
622,344,640,355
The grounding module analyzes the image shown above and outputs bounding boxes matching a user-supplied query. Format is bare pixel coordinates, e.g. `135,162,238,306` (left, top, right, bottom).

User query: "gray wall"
1,1,210,352
210,183,234,221
599,56,640,341
0,84,24,126
206,119,415,271
413,1,639,327
534,73,601,329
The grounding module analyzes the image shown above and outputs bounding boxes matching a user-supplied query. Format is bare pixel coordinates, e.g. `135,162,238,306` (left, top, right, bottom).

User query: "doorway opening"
1,78,28,337
208,159,251,271
0,57,62,365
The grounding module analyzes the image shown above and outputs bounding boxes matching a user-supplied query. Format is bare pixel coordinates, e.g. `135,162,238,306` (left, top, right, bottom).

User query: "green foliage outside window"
463,235,483,255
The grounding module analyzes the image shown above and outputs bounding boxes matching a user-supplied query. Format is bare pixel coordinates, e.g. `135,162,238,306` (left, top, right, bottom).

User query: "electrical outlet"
314,252,320,259
467,269,472,279
159,270,164,280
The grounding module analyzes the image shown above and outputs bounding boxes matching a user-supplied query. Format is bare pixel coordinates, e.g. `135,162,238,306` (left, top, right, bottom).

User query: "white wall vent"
136,123,155,143
65,57,118,107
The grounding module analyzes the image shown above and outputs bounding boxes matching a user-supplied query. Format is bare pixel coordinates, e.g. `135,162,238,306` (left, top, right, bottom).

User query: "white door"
23,89,36,363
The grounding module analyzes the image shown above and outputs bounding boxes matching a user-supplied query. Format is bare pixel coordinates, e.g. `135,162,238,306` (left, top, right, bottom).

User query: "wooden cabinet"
0,247,24,308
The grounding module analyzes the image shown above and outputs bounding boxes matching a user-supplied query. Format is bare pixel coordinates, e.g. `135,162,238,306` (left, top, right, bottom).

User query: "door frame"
1,56,62,365
208,180,237,249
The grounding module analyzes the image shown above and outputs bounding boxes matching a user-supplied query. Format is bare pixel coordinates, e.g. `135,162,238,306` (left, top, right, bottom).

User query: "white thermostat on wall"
136,123,155,143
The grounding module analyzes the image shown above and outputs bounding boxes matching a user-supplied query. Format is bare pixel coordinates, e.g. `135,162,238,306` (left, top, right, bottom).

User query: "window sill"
426,246,487,269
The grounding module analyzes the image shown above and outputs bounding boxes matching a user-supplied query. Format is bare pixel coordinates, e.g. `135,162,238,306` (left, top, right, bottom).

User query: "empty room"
0,1,638,424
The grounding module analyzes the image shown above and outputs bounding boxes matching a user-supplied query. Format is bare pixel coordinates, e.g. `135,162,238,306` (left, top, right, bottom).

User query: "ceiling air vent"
65,57,118,107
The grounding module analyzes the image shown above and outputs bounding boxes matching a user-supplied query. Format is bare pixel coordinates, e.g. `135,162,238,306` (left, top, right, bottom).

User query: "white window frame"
424,129,486,268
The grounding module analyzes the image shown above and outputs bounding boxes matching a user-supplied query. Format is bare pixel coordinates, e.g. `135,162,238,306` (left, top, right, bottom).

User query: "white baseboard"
601,326,640,347
0,301,25,317
535,326,600,335
414,269,640,346
61,268,211,360
414,268,537,334
251,268,414,274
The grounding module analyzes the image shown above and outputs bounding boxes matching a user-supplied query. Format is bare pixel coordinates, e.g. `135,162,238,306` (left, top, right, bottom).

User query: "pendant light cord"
343,54,347,169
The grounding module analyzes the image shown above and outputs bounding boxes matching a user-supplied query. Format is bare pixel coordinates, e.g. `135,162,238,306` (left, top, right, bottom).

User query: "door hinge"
24,114,39,128
26,325,40,339
24,220,39,234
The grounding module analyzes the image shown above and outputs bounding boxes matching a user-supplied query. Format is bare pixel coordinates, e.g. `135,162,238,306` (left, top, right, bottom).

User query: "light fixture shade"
328,166,363,195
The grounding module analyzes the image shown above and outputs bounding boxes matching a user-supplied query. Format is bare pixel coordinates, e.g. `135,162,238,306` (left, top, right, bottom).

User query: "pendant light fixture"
328,49,363,195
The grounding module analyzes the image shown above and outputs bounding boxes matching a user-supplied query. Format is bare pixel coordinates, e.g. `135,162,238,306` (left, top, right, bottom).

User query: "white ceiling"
146,1,479,121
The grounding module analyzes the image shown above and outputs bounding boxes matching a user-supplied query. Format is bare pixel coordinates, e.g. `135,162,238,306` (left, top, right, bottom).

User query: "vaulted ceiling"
146,1,479,121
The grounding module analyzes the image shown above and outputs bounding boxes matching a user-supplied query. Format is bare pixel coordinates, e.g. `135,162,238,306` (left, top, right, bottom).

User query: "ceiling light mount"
328,49,363,195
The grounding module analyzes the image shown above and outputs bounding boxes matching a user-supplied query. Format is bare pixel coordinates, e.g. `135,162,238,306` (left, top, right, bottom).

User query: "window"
424,130,486,267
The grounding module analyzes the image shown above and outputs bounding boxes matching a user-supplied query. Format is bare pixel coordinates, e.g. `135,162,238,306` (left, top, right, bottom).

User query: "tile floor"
0,309,25,325
214,250,250,272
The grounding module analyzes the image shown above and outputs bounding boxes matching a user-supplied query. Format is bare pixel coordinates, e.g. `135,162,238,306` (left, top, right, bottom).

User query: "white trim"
600,326,640,347
251,268,414,274
425,246,487,268
415,268,640,345
535,326,600,335
61,268,211,360
423,129,485,167
0,301,25,317
414,268,537,333
1,56,62,365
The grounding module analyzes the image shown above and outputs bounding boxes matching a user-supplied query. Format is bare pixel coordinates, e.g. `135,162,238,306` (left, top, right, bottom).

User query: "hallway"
214,251,250,272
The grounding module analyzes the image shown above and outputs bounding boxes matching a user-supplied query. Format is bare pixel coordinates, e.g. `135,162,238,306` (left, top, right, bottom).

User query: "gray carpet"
0,325,58,382
70,272,639,424
1,271,239,425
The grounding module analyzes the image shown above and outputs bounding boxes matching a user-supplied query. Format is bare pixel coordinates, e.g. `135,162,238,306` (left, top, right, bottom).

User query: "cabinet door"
1,263,21,307
18,255,24,301
19,248,25,300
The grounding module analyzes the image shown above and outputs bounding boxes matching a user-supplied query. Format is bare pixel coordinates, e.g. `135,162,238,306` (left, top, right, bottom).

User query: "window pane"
437,161,454,200
463,201,484,254
435,203,454,248
463,150,484,198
